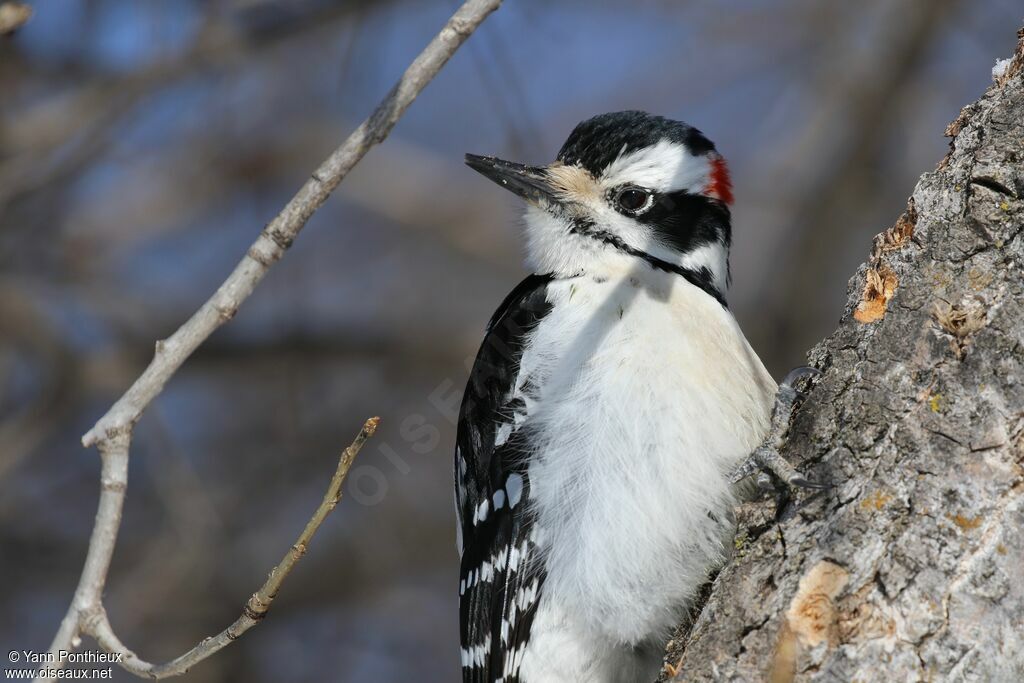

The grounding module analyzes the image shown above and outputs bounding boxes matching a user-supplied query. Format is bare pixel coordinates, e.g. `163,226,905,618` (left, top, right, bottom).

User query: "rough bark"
667,29,1024,683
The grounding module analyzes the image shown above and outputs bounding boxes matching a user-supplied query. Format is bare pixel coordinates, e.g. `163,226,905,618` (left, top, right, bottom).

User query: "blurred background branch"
0,2,32,35
758,0,962,356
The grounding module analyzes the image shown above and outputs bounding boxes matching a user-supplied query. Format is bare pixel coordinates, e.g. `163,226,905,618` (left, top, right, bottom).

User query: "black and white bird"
454,111,814,682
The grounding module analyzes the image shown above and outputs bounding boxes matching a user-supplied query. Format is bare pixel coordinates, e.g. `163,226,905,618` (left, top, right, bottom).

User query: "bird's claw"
780,365,822,389
737,445,826,490
788,474,830,491
730,366,827,494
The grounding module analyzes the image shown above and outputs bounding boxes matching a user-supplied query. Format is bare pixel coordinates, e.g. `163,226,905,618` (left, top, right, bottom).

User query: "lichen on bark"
665,27,1024,683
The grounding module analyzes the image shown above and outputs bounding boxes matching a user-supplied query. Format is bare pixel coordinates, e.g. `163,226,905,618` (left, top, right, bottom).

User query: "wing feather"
456,274,552,683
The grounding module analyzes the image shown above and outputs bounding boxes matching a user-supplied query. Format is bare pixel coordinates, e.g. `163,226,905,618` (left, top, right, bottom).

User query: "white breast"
519,267,775,647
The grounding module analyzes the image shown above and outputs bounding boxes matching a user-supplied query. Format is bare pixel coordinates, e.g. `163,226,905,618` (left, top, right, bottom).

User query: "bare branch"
87,418,378,679
37,0,502,679
81,0,502,449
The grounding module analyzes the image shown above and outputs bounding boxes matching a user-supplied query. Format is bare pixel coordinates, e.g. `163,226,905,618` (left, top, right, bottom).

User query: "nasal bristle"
705,156,733,205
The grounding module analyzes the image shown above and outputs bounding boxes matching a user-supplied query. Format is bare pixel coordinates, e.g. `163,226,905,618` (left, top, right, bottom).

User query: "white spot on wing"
494,422,513,447
506,473,524,508
460,635,491,670
474,499,489,525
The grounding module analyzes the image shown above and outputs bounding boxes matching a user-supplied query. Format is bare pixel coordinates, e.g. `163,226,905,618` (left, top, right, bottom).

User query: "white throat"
522,206,730,294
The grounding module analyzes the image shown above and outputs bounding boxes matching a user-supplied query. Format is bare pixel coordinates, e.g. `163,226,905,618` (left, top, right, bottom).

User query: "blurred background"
0,0,1018,680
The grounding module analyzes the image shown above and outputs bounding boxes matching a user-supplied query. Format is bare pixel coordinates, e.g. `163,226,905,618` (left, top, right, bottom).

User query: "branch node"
266,227,294,252
246,245,273,267
214,303,238,323
100,479,127,493
242,600,268,622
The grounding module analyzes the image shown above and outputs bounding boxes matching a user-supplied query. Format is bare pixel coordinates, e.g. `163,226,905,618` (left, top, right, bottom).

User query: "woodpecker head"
466,111,733,299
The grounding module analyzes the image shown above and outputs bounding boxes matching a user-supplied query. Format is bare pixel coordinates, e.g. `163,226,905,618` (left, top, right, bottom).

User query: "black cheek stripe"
567,219,726,308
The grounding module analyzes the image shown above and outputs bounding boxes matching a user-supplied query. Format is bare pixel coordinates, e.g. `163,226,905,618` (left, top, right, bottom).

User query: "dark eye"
615,187,651,213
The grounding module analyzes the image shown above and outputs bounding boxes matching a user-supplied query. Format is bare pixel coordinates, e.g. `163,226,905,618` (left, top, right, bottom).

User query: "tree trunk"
667,28,1024,683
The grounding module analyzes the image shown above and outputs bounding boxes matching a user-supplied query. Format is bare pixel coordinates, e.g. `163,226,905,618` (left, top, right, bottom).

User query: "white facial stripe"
600,139,710,194
678,241,729,293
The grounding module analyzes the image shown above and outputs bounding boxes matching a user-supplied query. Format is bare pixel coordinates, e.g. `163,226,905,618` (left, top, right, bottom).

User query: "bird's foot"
729,366,827,492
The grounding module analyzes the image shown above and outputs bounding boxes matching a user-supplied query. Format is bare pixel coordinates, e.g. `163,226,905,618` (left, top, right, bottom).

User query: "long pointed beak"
465,154,561,208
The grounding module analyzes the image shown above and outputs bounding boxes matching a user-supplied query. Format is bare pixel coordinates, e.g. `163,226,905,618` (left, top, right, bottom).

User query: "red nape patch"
704,156,733,205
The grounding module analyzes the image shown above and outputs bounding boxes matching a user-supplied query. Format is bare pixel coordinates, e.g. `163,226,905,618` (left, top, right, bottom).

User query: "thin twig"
90,418,378,679
37,0,501,680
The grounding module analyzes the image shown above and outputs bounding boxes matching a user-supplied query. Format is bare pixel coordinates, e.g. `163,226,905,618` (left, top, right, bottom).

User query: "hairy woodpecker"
455,111,816,683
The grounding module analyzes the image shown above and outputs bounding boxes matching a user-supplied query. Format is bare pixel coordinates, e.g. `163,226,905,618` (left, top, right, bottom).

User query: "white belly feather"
516,268,775,681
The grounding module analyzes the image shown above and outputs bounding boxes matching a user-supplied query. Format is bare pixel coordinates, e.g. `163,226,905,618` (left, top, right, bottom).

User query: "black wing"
456,273,553,683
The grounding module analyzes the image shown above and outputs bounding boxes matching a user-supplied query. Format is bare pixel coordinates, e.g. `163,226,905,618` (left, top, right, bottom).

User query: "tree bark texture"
668,29,1024,683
